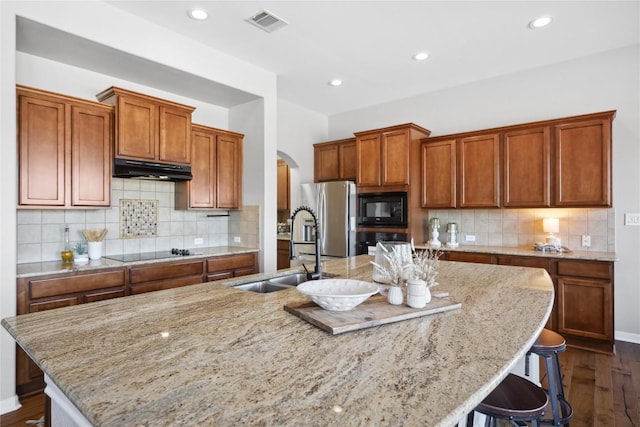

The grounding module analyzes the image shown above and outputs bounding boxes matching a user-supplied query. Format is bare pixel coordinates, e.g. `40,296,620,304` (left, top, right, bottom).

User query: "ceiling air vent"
246,9,288,33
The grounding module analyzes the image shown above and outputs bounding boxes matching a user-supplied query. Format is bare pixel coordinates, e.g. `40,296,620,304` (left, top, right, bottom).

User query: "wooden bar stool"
467,373,548,426
530,329,573,426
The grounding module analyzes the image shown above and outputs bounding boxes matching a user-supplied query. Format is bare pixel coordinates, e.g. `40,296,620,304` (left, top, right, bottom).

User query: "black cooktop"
105,248,198,262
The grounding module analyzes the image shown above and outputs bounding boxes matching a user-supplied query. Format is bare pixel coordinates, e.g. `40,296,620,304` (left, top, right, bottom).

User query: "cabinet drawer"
497,256,551,272
207,253,256,272
557,260,611,279
129,260,204,284
29,296,79,312
447,252,495,264
29,269,125,299
85,288,126,303
130,275,204,295
207,271,234,282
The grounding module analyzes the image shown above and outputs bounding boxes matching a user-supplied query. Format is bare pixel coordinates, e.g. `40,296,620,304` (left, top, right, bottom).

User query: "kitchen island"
2,255,553,426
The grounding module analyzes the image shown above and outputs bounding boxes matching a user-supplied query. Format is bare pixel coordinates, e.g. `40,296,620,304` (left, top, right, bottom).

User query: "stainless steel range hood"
113,158,192,181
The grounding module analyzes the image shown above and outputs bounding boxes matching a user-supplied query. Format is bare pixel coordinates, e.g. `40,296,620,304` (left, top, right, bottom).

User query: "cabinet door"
116,95,157,160
458,133,500,207
314,143,340,182
421,140,456,208
381,129,410,186
18,94,66,206
277,159,290,211
339,140,357,181
216,134,242,209
159,105,191,165
70,104,111,206
554,117,612,206
557,276,613,341
189,129,216,208
503,127,550,207
356,134,381,186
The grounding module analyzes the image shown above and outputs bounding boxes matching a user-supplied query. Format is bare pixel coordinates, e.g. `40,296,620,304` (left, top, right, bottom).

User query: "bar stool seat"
468,373,548,427
530,329,573,426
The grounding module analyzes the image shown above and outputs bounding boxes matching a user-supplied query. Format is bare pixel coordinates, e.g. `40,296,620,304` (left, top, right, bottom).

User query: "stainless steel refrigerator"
292,181,356,260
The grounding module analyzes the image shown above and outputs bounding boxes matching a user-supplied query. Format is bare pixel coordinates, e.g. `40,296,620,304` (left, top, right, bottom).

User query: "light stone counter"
2,255,553,427
16,246,259,279
414,243,617,262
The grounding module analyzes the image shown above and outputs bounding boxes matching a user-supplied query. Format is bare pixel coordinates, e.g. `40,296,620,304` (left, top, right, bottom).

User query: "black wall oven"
357,192,408,228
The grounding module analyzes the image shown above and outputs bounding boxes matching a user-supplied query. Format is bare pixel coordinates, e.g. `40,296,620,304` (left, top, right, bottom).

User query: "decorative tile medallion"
120,199,158,238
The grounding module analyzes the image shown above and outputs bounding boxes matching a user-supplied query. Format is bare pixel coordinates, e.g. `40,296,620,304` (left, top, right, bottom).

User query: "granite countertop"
414,243,617,262
16,246,259,279
3,255,553,426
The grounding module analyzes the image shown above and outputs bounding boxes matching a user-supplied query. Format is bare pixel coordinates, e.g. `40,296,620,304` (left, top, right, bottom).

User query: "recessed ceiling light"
189,9,209,20
328,79,343,87
529,16,552,29
412,52,430,61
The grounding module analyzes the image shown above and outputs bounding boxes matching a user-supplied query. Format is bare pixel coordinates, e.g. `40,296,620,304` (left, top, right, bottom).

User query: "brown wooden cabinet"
206,252,258,281
420,140,457,208
16,268,126,397
554,115,613,206
458,133,501,208
556,260,613,351
96,86,195,165
18,86,112,208
355,124,431,189
277,159,290,211
503,127,551,207
420,110,614,209
277,239,291,270
175,124,244,210
313,138,357,182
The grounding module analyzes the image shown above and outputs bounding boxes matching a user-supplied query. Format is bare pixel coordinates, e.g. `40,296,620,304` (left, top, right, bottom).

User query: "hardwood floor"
1,341,639,427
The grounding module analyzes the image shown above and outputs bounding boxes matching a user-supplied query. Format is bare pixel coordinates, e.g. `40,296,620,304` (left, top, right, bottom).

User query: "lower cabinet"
16,268,126,397
277,239,290,270
206,252,258,281
446,251,614,353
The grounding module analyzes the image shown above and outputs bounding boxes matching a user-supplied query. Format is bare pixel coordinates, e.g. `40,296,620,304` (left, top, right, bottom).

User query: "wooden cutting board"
284,294,461,335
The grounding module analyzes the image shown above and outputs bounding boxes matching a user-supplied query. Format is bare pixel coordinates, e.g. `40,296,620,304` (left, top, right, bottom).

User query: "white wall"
277,100,328,210
1,0,277,413
329,45,640,342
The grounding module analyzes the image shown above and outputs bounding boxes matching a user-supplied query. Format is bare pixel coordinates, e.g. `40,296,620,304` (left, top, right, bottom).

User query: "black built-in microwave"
357,192,408,227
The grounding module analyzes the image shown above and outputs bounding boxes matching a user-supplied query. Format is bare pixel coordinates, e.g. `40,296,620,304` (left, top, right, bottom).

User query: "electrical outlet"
194,238,203,245
465,234,476,242
581,235,591,248
233,236,241,243
625,213,640,226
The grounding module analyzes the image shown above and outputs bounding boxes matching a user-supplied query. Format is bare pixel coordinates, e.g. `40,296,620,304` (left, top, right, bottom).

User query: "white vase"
88,241,102,260
387,286,403,305
407,279,431,308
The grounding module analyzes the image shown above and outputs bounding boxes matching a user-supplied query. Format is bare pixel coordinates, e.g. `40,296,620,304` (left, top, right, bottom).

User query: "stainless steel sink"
233,272,339,293
268,273,309,286
234,282,293,293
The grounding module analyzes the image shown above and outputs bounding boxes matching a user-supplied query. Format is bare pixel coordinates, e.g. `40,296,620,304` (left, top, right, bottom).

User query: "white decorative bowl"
297,279,380,311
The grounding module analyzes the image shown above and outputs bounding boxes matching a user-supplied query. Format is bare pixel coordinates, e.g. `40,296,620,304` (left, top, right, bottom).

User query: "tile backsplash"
425,207,615,252
16,178,260,264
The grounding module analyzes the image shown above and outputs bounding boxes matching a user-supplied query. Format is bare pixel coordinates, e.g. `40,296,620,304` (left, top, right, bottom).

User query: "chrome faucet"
290,206,322,280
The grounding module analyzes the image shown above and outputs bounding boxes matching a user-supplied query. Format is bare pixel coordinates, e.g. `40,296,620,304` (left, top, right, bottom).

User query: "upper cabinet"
175,124,243,210
96,87,195,165
313,138,357,182
277,159,290,211
355,124,431,190
420,110,615,209
18,86,112,208
458,133,501,208
554,116,612,207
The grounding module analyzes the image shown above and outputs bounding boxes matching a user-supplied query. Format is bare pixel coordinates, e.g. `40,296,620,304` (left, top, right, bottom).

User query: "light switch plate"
625,213,640,226
465,235,476,242
194,238,203,245
234,236,241,243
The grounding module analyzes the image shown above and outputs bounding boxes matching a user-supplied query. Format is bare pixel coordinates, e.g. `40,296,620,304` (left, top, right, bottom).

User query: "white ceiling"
18,1,640,115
